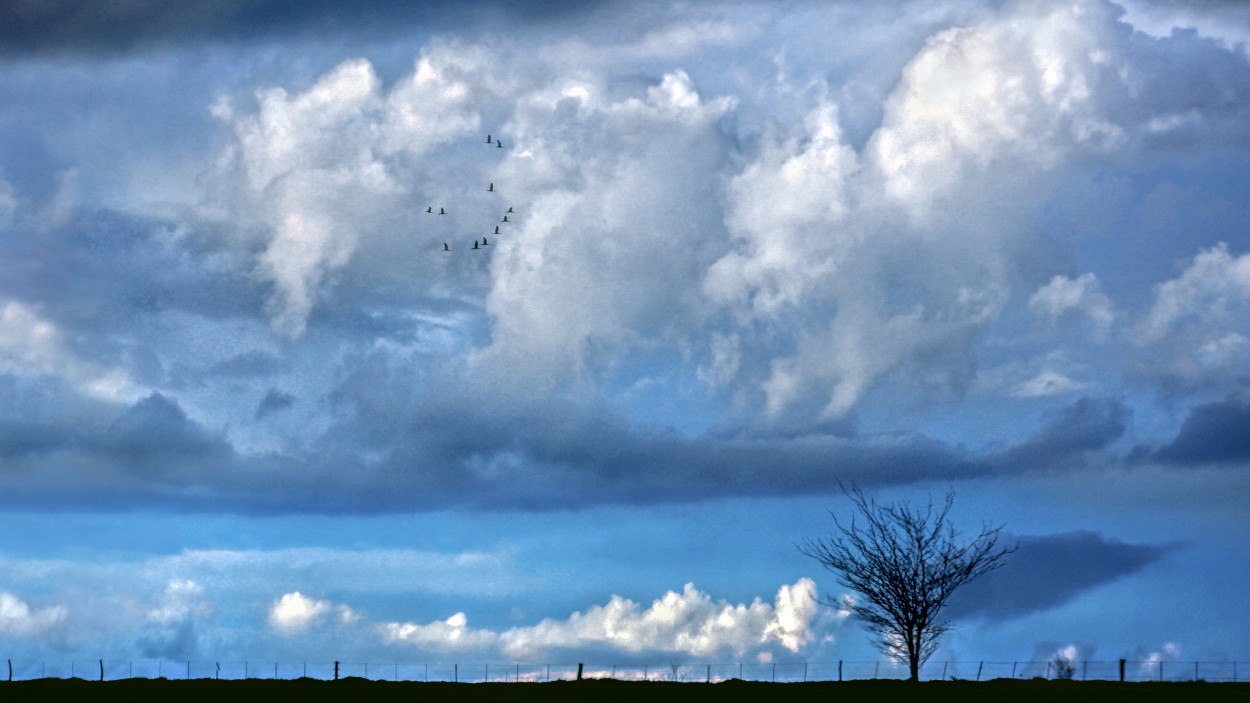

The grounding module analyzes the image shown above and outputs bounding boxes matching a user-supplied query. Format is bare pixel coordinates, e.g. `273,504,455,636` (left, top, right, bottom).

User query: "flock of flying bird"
426,133,514,253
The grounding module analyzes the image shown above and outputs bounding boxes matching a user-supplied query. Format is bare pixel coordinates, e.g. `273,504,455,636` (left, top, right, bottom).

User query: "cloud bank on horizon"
0,528,1169,664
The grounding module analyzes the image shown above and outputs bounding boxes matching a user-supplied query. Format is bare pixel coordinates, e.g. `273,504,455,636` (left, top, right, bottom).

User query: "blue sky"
1,0,1249,675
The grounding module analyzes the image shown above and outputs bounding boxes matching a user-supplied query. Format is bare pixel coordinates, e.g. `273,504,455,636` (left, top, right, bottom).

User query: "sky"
1,0,1249,679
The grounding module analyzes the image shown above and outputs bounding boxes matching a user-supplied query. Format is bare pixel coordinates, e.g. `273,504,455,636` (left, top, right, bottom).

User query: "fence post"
976,661,983,682
1012,662,1017,679
1120,659,1125,682
516,663,520,682
577,663,583,681
1195,661,1199,681
1083,661,1087,680
1159,660,1163,682
454,664,458,683
772,662,776,682
803,662,807,682
707,664,712,683
943,661,949,680
6,658,10,682
99,659,104,682
334,661,339,681
838,660,843,682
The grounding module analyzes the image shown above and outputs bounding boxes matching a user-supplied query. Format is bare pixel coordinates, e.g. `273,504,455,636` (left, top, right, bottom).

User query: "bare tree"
800,486,1013,681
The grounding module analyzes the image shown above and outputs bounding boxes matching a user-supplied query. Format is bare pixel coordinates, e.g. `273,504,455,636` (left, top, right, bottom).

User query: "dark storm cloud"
97,393,231,469
988,397,1130,472
0,209,260,341
0,0,609,58
211,351,285,378
0,418,80,460
0,361,1141,514
945,531,1173,622
1154,396,1250,465
254,388,295,419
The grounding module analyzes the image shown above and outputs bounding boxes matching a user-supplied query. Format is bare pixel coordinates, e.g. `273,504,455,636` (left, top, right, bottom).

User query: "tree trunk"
909,657,920,682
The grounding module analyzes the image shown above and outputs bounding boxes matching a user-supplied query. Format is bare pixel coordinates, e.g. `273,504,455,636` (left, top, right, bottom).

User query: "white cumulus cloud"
1030,273,1114,334
0,591,67,639
381,578,833,661
268,591,335,636
0,299,142,401
1139,243,1250,342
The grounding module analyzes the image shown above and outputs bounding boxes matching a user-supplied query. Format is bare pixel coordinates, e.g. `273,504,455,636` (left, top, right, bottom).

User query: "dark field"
3,678,1249,702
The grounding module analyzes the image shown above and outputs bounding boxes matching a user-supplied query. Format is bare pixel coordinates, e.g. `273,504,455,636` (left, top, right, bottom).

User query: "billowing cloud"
1030,273,1114,335
382,579,835,660
1139,243,1250,342
267,591,354,636
0,0,1248,514
0,591,67,639
1131,243,1250,391
137,579,213,659
0,299,141,401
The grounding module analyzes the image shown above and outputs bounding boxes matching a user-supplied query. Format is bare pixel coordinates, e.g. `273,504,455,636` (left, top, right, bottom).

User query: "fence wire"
2,659,1246,683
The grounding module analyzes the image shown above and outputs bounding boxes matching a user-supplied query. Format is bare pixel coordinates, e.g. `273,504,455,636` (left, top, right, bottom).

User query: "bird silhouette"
493,225,500,235
488,182,494,192
443,242,450,251
439,207,446,215
473,240,480,250
425,206,433,213
486,134,492,143
506,207,514,213
482,237,489,246
501,215,510,223
496,139,502,148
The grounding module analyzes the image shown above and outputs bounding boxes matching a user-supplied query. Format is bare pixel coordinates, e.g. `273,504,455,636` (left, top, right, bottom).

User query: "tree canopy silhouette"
800,486,1013,681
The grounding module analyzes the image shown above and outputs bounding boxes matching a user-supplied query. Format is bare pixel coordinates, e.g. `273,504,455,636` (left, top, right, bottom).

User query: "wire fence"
2,658,1246,683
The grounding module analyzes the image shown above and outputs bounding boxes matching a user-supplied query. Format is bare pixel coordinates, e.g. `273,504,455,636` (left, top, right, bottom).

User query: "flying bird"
488,182,494,192
442,242,450,251
506,207,514,213
439,207,446,215
482,237,489,246
496,139,502,148
425,206,433,213
493,225,500,235
501,215,510,223
473,240,480,250
486,134,492,143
